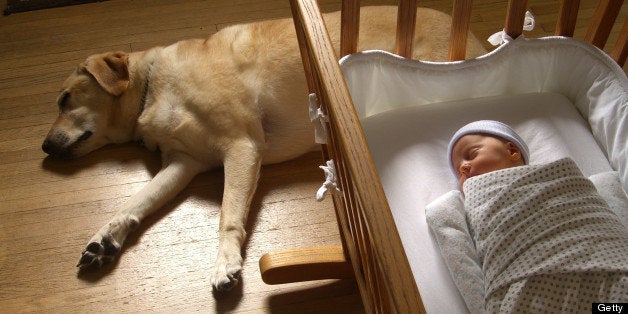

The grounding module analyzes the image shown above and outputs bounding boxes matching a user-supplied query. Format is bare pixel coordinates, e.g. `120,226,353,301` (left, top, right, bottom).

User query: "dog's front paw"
77,234,121,271
210,254,243,291
78,215,137,271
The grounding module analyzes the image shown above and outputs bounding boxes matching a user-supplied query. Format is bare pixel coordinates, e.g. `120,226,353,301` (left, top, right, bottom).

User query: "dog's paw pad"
212,271,241,291
77,235,121,271
211,266,242,292
102,236,121,256
77,250,102,270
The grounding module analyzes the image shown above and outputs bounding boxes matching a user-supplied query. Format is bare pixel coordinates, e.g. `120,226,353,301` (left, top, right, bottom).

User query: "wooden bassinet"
260,0,628,313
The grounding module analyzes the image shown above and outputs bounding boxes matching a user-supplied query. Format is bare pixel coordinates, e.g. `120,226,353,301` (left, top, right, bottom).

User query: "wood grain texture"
0,0,625,313
584,0,624,49
340,0,360,57
504,0,529,39
259,246,354,284
394,0,418,58
610,17,628,65
449,0,474,60
555,0,581,36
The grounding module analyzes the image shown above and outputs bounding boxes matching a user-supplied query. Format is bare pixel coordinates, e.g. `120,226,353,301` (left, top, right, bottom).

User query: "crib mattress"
339,37,628,313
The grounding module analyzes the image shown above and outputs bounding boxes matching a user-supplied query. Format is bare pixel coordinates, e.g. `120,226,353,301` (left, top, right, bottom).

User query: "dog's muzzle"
42,130,93,159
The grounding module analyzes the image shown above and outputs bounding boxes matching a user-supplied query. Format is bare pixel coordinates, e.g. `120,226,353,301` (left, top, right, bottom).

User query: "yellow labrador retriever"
42,6,485,291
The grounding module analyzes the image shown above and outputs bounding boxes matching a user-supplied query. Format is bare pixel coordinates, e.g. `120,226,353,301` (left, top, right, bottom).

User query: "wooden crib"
259,0,628,312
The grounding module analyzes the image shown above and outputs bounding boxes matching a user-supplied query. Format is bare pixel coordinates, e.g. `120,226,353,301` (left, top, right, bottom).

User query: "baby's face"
451,134,524,189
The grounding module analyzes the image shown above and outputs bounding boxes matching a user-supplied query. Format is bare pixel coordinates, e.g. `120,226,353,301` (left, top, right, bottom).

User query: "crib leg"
259,245,354,284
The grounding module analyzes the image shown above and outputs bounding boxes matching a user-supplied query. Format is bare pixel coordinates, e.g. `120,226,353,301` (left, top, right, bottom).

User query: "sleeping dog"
41,6,485,291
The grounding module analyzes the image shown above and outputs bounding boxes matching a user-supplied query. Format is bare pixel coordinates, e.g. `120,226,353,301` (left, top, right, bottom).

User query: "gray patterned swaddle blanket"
464,158,628,313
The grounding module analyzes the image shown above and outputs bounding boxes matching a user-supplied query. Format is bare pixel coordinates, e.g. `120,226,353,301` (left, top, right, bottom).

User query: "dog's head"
42,52,131,159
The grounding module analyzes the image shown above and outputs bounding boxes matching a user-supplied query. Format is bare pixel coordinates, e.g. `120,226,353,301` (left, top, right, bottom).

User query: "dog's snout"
42,130,94,158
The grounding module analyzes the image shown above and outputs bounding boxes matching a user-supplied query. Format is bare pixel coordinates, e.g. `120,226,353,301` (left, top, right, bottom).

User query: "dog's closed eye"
58,92,70,112
78,130,93,142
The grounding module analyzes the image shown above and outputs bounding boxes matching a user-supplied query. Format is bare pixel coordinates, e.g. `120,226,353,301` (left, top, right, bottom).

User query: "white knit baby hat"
447,120,530,175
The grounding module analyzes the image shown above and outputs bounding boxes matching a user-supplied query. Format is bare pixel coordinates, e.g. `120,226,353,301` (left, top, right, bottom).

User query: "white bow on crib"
316,159,341,201
308,93,329,144
488,10,536,46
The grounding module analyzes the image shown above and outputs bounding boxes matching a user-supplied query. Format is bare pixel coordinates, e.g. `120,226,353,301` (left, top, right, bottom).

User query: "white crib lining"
361,92,611,313
340,37,628,313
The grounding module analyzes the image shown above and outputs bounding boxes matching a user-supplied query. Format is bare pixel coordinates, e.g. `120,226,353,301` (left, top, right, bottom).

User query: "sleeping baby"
447,120,529,191
440,120,628,313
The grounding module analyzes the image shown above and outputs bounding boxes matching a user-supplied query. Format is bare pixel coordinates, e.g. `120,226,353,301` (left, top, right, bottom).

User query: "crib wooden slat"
504,0,528,39
449,0,473,61
395,0,417,58
341,0,360,57
555,0,581,36
610,17,628,66
584,0,623,49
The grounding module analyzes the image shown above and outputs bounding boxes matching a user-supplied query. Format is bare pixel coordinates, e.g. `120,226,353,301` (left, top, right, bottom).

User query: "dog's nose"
41,139,63,157
42,139,69,158
42,139,54,155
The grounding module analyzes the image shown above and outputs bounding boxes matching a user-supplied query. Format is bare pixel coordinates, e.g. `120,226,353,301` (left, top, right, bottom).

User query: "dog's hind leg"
77,152,206,271
210,137,263,291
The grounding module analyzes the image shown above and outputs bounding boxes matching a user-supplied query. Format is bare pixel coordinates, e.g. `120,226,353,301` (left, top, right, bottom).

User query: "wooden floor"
0,0,625,313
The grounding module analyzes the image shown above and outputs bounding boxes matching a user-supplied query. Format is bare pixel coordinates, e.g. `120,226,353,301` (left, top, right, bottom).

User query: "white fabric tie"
308,93,329,144
316,159,341,201
488,11,535,46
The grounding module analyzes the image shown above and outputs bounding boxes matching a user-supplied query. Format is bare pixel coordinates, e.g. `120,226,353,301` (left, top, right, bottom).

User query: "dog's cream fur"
42,6,485,291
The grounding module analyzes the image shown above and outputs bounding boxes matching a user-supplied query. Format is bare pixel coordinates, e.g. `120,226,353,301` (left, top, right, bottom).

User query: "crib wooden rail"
260,0,626,313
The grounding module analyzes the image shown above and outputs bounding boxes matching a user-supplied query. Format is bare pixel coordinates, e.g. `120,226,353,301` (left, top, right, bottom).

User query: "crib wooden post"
504,0,528,39
555,0,581,36
395,0,417,58
584,0,624,49
449,0,473,61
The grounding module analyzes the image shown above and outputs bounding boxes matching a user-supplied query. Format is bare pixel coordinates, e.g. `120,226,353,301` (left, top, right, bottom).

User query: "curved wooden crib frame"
259,0,627,312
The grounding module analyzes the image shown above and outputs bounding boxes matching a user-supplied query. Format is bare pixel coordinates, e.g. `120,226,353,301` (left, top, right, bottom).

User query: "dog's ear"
85,51,130,96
